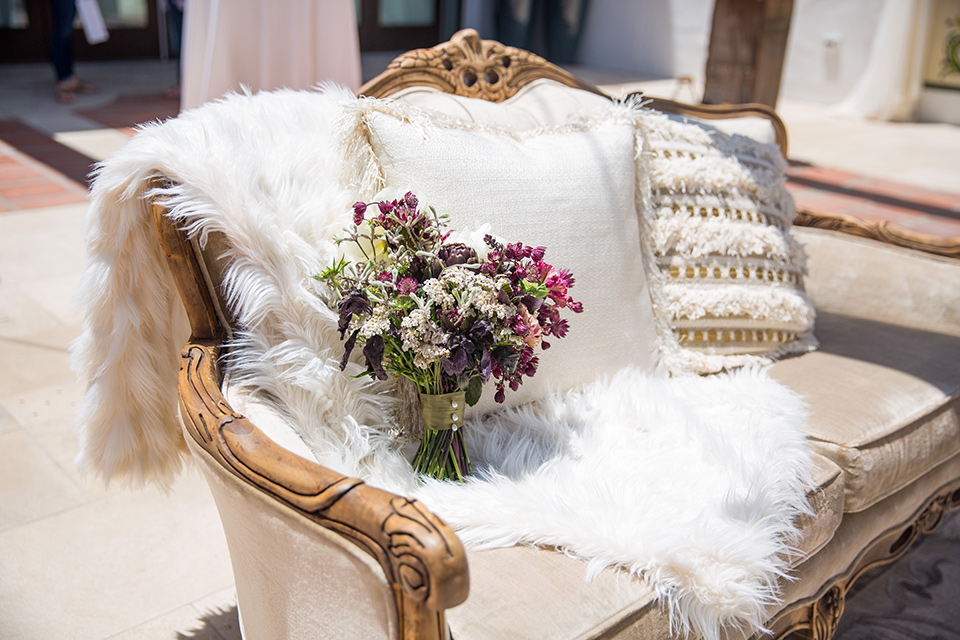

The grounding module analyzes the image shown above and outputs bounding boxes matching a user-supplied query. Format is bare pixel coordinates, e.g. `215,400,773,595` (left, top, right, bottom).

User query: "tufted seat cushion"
771,312,960,512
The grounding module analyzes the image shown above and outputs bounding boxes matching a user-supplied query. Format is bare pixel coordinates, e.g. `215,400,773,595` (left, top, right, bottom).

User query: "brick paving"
0,91,181,214
786,161,960,238
0,138,88,211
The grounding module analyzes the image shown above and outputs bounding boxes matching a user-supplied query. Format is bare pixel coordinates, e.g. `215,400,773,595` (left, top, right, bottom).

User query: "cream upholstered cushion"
395,81,781,148
777,451,960,610
351,100,662,414
793,453,845,560
771,229,960,512
639,110,816,375
771,312,960,512
797,226,960,337
188,435,398,640
667,113,779,147
391,78,613,128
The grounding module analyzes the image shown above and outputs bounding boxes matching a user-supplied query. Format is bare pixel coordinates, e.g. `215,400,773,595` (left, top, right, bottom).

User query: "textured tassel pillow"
636,111,817,375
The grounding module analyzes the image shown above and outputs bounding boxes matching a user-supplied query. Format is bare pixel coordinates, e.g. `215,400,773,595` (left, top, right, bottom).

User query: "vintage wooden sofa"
151,30,960,640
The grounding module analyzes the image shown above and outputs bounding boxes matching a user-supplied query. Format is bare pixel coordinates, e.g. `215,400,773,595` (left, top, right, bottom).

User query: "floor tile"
0,328,78,397
0,381,111,499
835,510,960,640
55,128,135,162
103,604,228,640
0,379,83,431
77,92,181,130
0,204,87,285
108,590,244,640
0,284,72,339
0,428,90,530
0,404,15,433
0,469,233,640
20,272,84,327
0,161,45,183
5,190,88,210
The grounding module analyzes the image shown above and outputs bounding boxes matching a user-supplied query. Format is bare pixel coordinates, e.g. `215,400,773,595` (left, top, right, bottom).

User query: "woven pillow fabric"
637,111,816,375
340,98,662,415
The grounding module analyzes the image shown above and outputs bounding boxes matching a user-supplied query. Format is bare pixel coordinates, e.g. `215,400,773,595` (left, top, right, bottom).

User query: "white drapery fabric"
180,0,362,111
834,0,931,121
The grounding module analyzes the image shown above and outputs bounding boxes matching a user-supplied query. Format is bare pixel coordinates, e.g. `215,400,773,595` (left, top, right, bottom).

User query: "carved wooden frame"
154,201,467,640
795,206,960,259
153,29,960,640
768,482,960,640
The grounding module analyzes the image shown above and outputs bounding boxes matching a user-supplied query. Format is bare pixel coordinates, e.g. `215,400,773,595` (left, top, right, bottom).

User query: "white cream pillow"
342,99,662,415
636,109,816,375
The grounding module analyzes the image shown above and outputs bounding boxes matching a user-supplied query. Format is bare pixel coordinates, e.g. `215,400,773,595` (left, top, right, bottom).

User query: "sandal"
55,87,76,104
55,76,99,104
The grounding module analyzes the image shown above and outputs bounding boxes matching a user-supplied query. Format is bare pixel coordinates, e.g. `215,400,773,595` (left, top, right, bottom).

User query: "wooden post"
702,0,795,107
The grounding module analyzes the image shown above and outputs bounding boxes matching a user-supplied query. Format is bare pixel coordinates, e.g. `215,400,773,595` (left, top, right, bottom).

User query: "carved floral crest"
360,28,602,102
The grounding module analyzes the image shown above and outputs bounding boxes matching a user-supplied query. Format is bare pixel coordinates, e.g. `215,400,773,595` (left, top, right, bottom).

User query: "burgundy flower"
437,242,477,267
352,202,367,225
551,318,570,338
337,289,371,338
362,334,388,380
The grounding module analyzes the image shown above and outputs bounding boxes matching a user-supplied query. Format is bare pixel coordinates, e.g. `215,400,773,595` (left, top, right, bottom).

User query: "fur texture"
73,86,813,639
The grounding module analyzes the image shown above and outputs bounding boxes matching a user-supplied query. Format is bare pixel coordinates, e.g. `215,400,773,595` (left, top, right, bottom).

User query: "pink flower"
518,304,542,349
398,277,418,295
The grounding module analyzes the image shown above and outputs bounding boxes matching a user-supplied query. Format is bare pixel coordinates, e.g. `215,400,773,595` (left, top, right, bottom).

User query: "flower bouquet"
317,191,581,481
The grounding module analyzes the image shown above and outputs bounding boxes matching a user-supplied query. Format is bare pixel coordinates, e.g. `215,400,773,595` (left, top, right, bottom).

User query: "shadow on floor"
177,605,242,640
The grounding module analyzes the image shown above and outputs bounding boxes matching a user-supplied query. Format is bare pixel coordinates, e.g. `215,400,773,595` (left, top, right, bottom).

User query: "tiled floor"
0,59,958,640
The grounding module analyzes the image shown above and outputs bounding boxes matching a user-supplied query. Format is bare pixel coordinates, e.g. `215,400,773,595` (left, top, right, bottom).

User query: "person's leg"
48,0,76,83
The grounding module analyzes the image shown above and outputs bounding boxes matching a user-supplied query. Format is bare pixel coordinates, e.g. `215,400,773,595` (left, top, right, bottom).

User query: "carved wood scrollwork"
359,28,604,102
795,207,960,260
917,494,950,534
384,497,458,606
808,586,844,640
771,483,960,640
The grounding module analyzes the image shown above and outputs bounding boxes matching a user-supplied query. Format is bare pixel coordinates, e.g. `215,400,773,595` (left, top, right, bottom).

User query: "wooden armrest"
179,340,469,635
795,206,960,260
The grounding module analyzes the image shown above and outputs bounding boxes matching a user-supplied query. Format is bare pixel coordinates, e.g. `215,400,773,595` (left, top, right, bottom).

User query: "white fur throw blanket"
73,86,813,640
